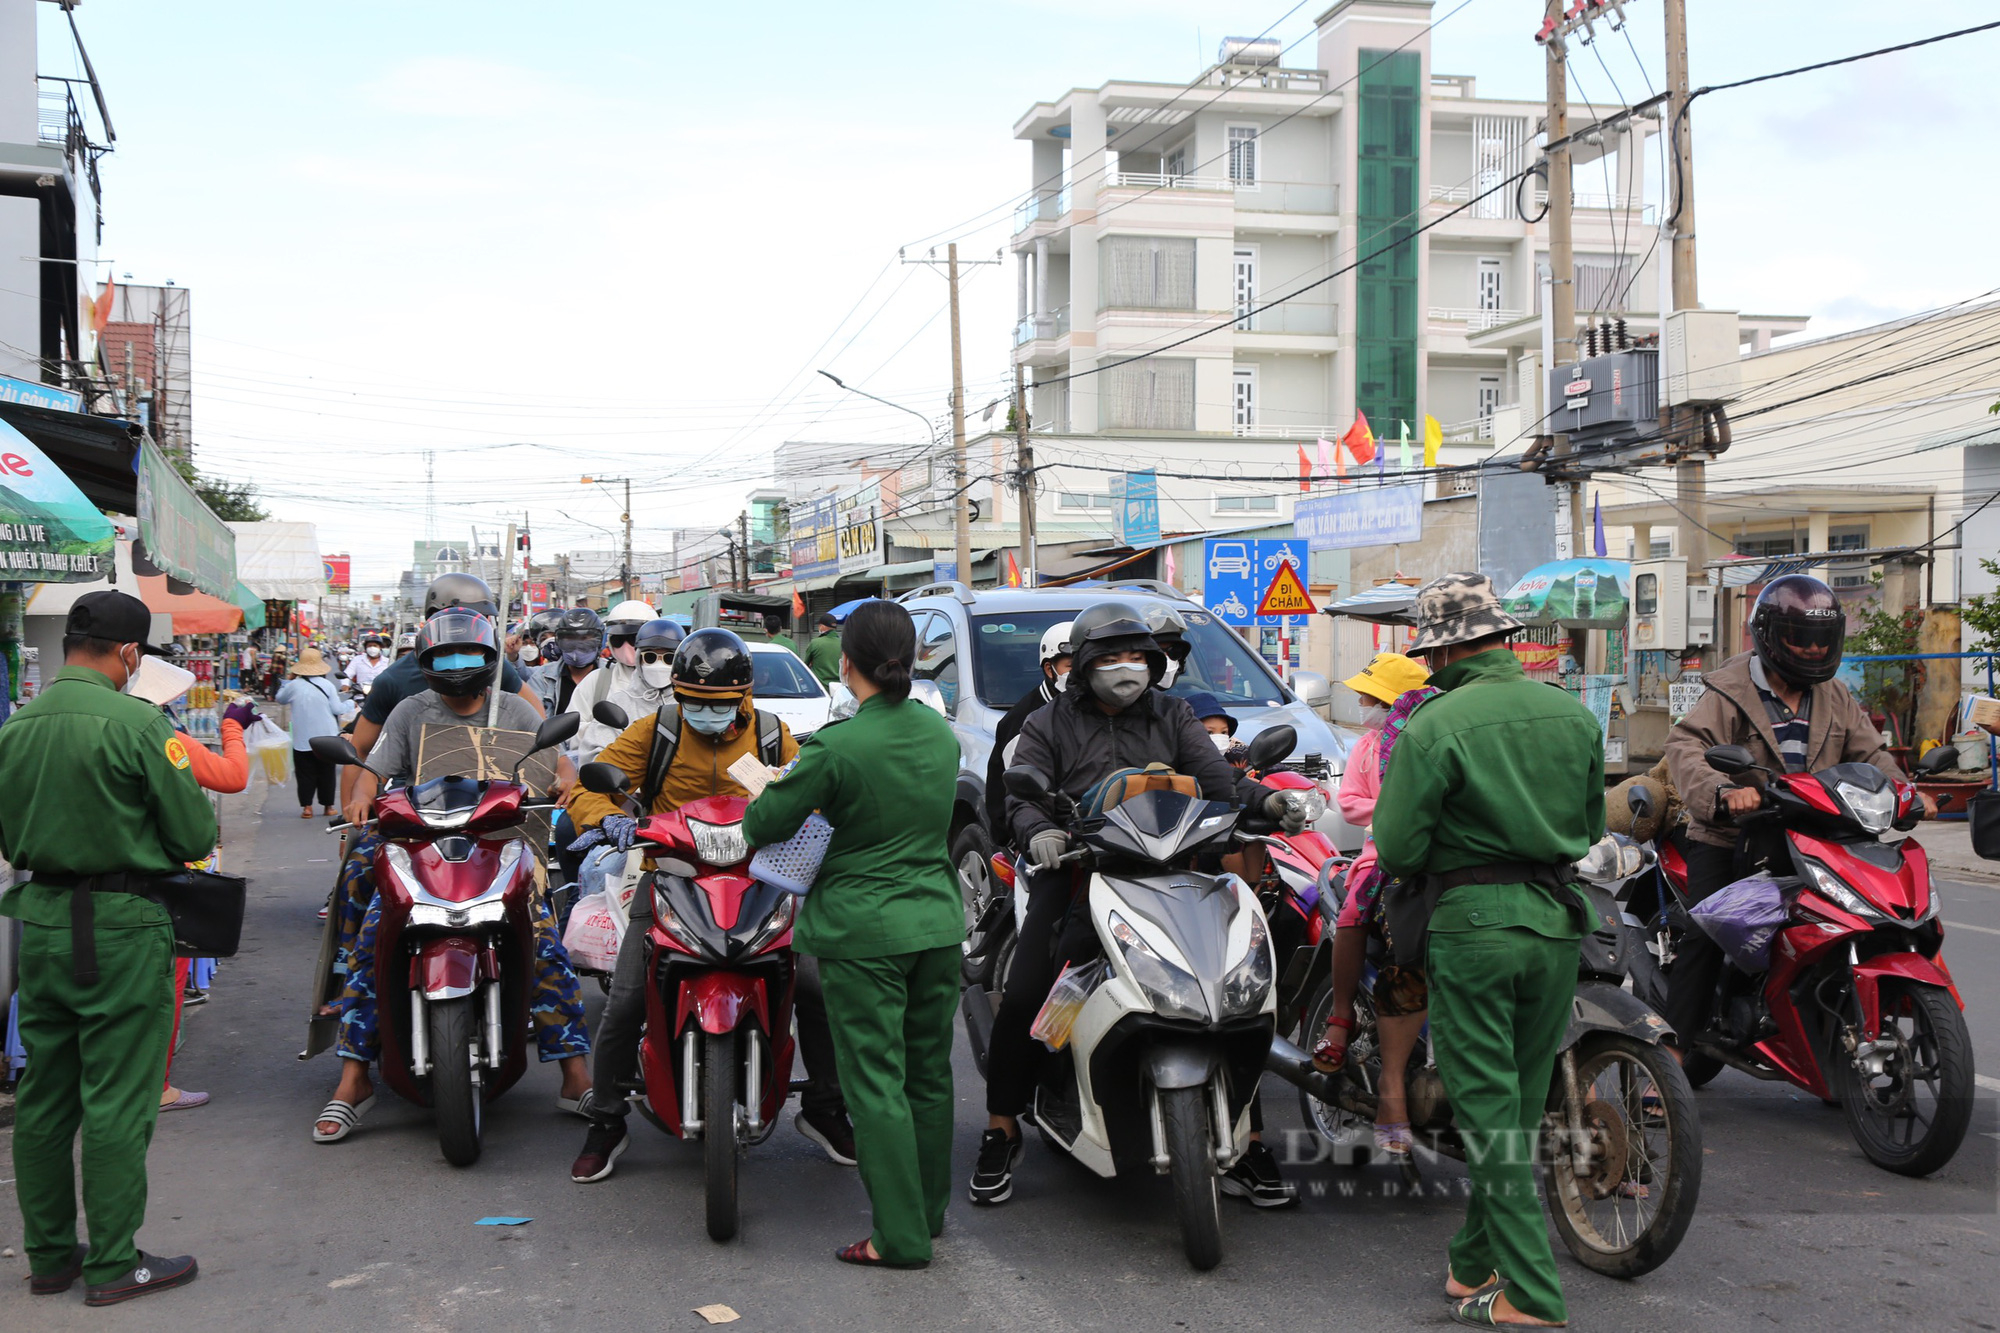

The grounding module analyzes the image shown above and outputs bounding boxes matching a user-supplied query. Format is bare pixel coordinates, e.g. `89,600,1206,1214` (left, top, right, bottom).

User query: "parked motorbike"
960,726,1297,1271
1268,824,1703,1278
575,755,799,1243
1624,743,1974,1177
310,710,579,1167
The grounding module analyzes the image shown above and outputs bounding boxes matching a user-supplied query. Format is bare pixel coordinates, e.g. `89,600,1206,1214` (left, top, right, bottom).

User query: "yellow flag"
1422,414,1443,468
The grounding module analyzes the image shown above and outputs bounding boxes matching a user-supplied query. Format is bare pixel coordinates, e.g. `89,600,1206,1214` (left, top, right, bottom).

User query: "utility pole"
1663,0,1708,573
1013,362,1036,586
489,521,515,726
622,478,635,603
738,511,751,591
1541,0,1588,572
902,244,999,584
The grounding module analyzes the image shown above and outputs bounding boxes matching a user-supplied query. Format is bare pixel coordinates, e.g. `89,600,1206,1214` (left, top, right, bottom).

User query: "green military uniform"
0,667,219,1287
743,692,963,1265
1373,648,1603,1325
802,629,843,686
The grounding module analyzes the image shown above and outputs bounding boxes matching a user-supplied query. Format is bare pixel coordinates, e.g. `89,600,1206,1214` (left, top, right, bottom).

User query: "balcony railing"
1237,181,1339,214
1014,306,1071,346
1232,423,1343,439
1236,302,1338,336
1428,306,1524,333
1108,171,1235,193
1011,186,1071,235
1437,416,1496,443
1429,182,1656,223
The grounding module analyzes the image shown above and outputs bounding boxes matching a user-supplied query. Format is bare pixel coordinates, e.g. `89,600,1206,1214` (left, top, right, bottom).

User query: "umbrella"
1500,558,1631,629
825,597,885,623
1321,582,1421,626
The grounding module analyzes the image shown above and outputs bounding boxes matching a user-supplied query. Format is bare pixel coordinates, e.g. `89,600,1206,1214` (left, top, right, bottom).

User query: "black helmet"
1750,574,1846,686
1139,602,1191,664
1066,599,1166,688
673,627,753,699
415,610,501,698
527,609,564,643
552,606,605,670
635,617,685,662
424,572,498,620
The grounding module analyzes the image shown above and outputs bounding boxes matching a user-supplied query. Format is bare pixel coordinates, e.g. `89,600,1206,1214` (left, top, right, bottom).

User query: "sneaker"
796,1108,858,1166
967,1128,1023,1205
569,1119,629,1183
1220,1140,1299,1209
83,1252,198,1307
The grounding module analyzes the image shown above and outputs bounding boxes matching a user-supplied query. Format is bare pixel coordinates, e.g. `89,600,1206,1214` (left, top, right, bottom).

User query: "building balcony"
1428,306,1525,335
1015,306,1071,346
1235,181,1339,217
1236,301,1337,337
1232,423,1343,439
1012,186,1071,236
1437,415,1497,443
1108,171,1235,194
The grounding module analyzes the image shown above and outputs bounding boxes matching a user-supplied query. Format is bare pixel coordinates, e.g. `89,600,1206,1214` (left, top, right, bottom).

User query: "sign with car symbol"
1203,538,1307,626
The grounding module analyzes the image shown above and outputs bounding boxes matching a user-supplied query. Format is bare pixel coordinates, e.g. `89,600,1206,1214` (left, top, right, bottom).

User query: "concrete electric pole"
1663,0,1708,572
1013,362,1036,586
1544,0,1586,559
902,244,999,584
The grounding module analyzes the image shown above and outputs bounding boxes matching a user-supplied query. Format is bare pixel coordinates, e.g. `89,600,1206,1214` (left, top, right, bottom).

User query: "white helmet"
1040,620,1075,666
604,599,658,637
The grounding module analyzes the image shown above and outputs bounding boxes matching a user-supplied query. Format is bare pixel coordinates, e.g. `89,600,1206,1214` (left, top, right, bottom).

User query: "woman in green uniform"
743,599,963,1269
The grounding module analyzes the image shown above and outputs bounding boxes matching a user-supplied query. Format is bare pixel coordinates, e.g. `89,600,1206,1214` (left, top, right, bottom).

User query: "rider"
973,600,1307,1208
983,620,1072,841
1139,601,1192,689
537,606,607,719
564,628,855,1180
566,599,657,756
314,609,590,1143
343,635,390,693
1660,573,1926,1058
603,617,684,729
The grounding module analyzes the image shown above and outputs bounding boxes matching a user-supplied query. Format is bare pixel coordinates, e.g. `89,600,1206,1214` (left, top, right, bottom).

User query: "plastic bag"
561,890,622,972
1030,958,1111,1052
749,813,835,897
1689,874,1795,973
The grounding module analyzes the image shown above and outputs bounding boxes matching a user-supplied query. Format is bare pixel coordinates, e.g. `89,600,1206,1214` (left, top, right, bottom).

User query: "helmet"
415,610,501,698
395,631,418,655
1066,599,1166,687
1139,602,1192,664
672,627,753,699
635,617,685,663
423,572,498,620
604,599,658,643
527,609,564,644
552,606,606,670
1750,574,1846,686
1039,620,1075,666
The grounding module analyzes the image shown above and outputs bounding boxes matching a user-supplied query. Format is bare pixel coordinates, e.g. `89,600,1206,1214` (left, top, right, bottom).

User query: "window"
1233,366,1257,429
1100,236,1196,309
1829,524,1871,589
969,609,1286,710
912,610,960,710
1233,247,1258,330
749,649,824,700
1214,493,1279,514
1165,144,1187,180
1101,357,1196,431
1477,257,1503,311
1735,534,1798,559
1228,125,1259,186
1477,374,1501,421
1649,534,1673,557
1057,492,1112,510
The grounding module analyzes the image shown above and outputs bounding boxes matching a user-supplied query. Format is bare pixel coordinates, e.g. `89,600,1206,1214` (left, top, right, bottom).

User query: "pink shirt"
1338,728,1383,889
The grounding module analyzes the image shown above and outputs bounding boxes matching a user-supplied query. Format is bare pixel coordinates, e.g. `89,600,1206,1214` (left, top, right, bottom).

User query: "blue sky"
43,1,2000,589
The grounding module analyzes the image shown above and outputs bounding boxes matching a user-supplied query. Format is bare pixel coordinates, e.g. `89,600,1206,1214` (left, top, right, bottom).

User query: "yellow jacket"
567,699,798,830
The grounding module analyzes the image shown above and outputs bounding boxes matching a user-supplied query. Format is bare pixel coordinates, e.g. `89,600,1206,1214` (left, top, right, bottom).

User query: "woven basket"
749,813,834,896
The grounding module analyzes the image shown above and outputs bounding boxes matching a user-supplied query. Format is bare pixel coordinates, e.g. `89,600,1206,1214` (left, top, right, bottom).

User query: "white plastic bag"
749,813,834,897
1031,958,1111,1052
561,890,623,973
244,717,291,785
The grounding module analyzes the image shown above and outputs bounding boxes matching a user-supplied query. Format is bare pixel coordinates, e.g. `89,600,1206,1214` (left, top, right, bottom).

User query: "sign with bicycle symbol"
1203,538,1306,627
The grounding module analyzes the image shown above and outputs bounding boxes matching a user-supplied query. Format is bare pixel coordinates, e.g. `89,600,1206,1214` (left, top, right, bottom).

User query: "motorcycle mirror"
530,711,580,754
578,761,630,795
1917,745,1959,775
1704,744,1759,777
592,700,630,732
1627,784,1656,819
309,734,362,768
1244,724,1298,773
1002,765,1051,802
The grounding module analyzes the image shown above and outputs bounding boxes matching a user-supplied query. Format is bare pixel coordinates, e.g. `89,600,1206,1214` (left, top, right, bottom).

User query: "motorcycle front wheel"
1835,981,1975,1177
1158,1085,1222,1272
704,1029,741,1241
1544,1034,1701,1278
430,996,483,1168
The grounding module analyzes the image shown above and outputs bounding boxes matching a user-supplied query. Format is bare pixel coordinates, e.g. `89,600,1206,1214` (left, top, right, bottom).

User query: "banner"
322,553,351,593
524,582,550,612
1111,470,1160,547
136,442,236,598
1511,641,1562,673
1293,483,1423,551
0,419,114,582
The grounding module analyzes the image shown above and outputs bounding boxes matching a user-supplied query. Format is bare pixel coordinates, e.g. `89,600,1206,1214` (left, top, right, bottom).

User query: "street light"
817,369,970,582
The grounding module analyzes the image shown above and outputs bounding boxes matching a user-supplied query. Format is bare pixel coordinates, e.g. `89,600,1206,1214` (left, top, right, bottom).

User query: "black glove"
1264,789,1309,835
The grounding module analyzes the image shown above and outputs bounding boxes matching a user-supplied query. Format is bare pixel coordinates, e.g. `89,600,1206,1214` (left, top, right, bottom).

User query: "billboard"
1111,470,1160,547
791,483,882,580
323,553,351,593
1293,483,1424,551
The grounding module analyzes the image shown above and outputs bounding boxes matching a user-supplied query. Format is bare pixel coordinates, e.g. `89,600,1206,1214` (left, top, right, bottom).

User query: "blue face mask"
682,702,739,736
431,652,488,671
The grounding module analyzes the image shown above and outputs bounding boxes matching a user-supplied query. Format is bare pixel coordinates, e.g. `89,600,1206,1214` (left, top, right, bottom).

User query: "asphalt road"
3,781,1997,1332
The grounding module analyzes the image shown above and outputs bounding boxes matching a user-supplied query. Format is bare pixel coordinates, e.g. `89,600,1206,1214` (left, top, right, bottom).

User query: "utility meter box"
1629,558,1688,651
1687,581,1716,646
1663,309,1742,406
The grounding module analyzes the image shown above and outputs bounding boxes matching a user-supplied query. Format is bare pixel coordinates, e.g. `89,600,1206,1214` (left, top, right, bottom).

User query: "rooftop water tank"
1218,36,1282,68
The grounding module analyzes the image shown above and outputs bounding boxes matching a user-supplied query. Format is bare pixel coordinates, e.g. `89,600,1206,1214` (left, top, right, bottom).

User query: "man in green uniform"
801,611,842,685
1372,573,1603,1330
0,591,217,1306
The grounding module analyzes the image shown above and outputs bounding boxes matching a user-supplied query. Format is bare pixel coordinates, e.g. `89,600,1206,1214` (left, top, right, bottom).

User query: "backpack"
636,702,786,810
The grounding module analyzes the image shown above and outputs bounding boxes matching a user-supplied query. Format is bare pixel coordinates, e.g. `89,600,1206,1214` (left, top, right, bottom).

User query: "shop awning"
0,417,116,583
135,442,237,599
0,400,143,512
137,574,243,635
232,581,268,631
229,521,324,600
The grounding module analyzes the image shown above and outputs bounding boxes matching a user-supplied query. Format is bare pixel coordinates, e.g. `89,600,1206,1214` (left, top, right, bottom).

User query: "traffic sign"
1201,537,1307,626
1255,562,1316,617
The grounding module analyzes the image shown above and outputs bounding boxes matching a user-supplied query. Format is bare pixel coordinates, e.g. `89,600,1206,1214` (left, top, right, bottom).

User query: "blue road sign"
1201,537,1308,626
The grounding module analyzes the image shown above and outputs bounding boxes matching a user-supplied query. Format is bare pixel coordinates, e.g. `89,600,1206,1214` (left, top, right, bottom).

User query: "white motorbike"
963,726,1297,1271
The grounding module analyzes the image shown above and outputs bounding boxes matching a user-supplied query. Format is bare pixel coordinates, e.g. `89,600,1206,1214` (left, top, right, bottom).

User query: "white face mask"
1361,702,1392,730
1052,669,1069,695
1160,659,1181,688
517,642,539,665
640,662,674,690
365,645,381,659
1210,731,1233,753
117,645,144,695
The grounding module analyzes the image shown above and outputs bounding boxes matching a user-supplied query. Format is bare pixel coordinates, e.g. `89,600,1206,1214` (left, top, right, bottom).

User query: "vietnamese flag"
1298,444,1313,492
1342,412,1376,467
1005,550,1024,587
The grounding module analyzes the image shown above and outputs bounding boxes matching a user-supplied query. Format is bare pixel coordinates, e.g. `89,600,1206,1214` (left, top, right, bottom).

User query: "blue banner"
0,374,83,413
1112,469,1159,547
1201,537,1308,626
1293,482,1424,551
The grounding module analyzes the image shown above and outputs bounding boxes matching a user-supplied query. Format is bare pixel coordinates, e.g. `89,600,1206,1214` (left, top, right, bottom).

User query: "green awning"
136,442,237,599
231,581,267,630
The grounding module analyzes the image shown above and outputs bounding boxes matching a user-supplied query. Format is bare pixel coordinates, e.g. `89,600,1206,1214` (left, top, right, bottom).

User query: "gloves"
223,700,258,729
1028,830,1070,873
1265,789,1309,835
600,815,640,852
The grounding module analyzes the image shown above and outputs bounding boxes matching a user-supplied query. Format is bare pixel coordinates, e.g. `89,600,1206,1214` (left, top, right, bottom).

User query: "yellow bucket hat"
1342,651,1429,706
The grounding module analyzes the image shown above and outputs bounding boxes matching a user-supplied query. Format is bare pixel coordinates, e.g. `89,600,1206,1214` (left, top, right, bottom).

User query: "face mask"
1160,659,1181,688
365,645,381,659
1360,702,1392,730
1052,670,1069,695
117,646,143,694
517,642,540,665
683,701,739,736
611,641,638,668
640,662,674,690
1210,732,1233,753
1090,661,1150,709
559,640,600,670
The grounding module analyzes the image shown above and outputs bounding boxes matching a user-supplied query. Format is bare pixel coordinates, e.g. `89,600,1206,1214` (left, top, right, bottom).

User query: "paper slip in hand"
728,752,782,798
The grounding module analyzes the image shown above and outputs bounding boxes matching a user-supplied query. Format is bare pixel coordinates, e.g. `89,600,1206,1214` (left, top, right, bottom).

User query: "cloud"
360,56,560,120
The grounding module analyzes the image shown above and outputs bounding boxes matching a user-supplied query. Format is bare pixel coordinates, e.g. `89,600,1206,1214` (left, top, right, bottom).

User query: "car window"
751,649,823,700
1159,609,1288,707
912,609,960,710
967,605,1285,710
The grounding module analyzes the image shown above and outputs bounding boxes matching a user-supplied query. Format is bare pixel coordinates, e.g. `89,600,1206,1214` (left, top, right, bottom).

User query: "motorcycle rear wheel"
1545,1034,1701,1278
704,1029,741,1242
1835,981,1974,1177
1158,1085,1222,1271
430,996,483,1168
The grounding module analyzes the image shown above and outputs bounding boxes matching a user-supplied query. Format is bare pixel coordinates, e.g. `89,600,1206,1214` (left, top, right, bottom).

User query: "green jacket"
743,692,963,960
1372,649,1603,938
802,631,843,685
0,666,220,931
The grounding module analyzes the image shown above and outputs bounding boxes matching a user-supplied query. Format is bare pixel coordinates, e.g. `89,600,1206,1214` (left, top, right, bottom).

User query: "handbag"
146,868,249,959
749,814,835,897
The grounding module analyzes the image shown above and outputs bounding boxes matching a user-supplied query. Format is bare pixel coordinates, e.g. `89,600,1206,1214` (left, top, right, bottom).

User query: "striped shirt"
1749,656,1812,772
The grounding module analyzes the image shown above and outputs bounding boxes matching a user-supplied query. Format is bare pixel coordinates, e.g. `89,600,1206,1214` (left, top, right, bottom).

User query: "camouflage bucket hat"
1406,572,1526,655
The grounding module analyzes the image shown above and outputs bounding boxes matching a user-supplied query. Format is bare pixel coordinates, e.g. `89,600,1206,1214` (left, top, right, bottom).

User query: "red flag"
790,590,805,618
1005,550,1023,587
1342,412,1376,467
90,276,117,336
1297,444,1312,493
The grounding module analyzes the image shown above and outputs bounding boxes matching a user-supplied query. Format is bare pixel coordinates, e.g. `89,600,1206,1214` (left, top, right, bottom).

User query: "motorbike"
960,726,1297,1271
310,710,580,1167
1623,742,1975,1177
1267,820,1703,1278
575,754,800,1243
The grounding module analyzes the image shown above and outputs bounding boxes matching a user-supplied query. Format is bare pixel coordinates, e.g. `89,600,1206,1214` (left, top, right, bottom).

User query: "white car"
747,641,835,742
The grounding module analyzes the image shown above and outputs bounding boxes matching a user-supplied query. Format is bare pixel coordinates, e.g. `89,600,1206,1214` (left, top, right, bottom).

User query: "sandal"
1374,1121,1413,1156
311,1094,376,1143
1445,1269,1502,1302
834,1239,928,1270
160,1088,210,1111
1451,1288,1566,1328
1312,1014,1356,1073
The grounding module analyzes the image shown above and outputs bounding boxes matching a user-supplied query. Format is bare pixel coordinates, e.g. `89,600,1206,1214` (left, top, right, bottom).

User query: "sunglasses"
639,649,673,666
608,634,638,648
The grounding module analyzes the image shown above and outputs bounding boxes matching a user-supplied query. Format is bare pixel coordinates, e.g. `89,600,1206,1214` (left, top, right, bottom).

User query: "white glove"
1028,830,1070,873
1265,789,1309,835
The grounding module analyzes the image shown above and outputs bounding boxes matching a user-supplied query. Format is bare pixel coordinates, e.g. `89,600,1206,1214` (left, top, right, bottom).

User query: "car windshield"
969,606,1287,710
751,650,823,700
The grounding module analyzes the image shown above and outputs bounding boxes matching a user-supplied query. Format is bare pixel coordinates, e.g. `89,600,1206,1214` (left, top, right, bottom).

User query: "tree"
1962,556,2000,653
169,454,269,522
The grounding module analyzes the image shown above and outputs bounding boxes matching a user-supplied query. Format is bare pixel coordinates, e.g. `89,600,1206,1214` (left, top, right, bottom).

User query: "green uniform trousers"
13,914,175,1285
1427,926,1580,1325
818,946,958,1265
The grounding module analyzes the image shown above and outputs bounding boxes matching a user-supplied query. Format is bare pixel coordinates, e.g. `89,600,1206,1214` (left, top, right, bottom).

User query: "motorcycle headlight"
1108,912,1207,1023
1834,780,1895,835
686,817,749,867
742,894,796,955
1219,911,1273,1018
1800,857,1888,924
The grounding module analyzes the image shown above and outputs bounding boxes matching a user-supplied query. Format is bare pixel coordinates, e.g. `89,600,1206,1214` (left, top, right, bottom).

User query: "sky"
39,0,2000,592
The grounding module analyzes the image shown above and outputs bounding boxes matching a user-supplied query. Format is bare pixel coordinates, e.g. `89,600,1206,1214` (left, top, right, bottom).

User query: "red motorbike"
576,761,799,1242
313,711,579,1166
1627,743,1975,1176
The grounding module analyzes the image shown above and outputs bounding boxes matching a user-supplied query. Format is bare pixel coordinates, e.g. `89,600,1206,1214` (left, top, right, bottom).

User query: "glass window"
750,649,823,699
1057,492,1111,510
1099,236,1196,309
1214,493,1277,513
1101,358,1196,431
1228,125,1259,185
968,608,1284,710
1233,366,1257,427
913,610,960,710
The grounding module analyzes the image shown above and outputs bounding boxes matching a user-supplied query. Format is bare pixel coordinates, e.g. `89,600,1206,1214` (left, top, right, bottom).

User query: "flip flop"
555,1089,600,1120
834,1239,928,1270
312,1094,376,1143
160,1089,210,1111
1445,1270,1502,1303
1450,1289,1566,1328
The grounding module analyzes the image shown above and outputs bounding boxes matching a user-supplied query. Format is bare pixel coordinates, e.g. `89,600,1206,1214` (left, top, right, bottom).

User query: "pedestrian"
277,646,354,820
0,590,216,1305
1370,574,1603,1330
742,599,964,1268
802,610,842,686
